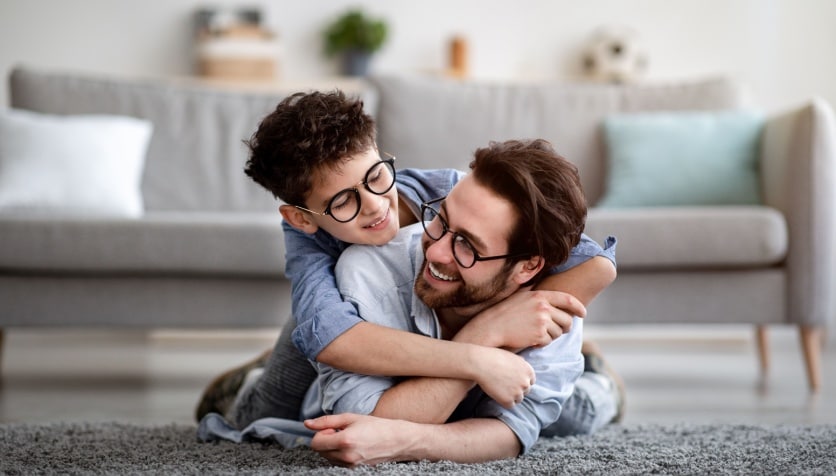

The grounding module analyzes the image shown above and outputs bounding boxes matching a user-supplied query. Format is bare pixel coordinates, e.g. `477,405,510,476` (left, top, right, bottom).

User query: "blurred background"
1,0,835,113
0,0,833,426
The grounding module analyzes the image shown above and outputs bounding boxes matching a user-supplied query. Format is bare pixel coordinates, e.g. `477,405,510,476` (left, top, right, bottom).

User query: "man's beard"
414,260,514,312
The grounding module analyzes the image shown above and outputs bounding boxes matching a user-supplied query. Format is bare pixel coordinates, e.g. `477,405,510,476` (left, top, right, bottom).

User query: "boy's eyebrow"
440,201,489,251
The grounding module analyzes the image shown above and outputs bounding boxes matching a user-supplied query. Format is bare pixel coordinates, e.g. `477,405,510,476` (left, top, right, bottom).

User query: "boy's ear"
513,256,546,285
279,204,319,234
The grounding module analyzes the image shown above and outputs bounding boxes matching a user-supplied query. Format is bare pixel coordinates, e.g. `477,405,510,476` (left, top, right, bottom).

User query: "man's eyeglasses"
420,196,530,269
295,153,396,223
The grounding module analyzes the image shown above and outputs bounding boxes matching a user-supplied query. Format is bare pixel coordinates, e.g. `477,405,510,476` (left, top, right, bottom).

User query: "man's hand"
305,413,415,467
457,289,586,351
306,413,521,465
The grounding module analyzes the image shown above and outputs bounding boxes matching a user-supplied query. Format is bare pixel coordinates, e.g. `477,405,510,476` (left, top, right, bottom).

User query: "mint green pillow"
597,111,765,208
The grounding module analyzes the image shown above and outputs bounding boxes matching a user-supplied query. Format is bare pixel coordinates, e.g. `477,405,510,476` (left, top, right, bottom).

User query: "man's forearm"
402,418,521,463
372,376,473,423
308,414,521,465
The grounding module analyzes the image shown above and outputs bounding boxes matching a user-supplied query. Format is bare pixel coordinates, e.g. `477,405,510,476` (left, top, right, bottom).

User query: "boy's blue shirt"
284,167,617,360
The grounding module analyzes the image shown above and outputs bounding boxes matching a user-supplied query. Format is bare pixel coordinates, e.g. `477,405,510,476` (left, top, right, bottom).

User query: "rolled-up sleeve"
283,223,364,360
552,235,617,274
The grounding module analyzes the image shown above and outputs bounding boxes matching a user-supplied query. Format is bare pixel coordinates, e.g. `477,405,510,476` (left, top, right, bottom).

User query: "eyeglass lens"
421,205,479,268
328,159,396,222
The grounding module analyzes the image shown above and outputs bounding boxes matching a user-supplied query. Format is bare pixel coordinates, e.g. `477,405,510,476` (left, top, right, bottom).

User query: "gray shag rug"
1,422,834,475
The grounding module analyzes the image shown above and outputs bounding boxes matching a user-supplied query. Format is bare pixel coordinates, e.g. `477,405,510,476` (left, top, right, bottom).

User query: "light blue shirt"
301,224,586,453
285,167,617,361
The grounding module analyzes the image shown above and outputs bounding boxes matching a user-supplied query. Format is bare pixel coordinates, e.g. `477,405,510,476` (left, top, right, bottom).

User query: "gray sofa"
2,67,834,391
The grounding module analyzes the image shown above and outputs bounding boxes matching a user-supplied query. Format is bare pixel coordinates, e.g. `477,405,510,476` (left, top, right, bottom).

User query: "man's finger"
305,413,356,430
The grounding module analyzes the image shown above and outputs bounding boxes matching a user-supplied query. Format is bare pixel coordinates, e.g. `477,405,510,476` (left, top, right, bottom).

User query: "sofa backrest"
371,75,749,204
9,68,296,212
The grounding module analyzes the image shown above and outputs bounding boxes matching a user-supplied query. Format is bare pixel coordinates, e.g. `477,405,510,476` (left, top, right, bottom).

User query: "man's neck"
433,285,521,340
435,303,492,340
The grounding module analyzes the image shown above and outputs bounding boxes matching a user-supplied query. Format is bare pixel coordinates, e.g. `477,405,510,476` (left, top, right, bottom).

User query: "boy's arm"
362,255,613,424
317,249,613,412
285,222,538,406
535,255,616,305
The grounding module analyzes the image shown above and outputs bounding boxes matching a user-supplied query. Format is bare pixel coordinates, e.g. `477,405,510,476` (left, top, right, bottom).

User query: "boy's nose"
358,188,385,216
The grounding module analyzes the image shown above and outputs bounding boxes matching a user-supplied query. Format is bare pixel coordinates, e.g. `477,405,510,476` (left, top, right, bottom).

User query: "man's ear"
279,204,319,235
513,256,546,285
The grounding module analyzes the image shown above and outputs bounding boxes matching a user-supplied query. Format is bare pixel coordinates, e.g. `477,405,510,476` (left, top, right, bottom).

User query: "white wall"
1,0,835,113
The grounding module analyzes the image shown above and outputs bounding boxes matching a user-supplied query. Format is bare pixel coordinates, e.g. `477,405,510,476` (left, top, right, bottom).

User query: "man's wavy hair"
244,90,377,206
469,139,587,283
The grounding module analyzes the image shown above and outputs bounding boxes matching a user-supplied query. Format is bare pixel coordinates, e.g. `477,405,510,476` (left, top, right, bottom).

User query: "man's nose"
424,231,456,265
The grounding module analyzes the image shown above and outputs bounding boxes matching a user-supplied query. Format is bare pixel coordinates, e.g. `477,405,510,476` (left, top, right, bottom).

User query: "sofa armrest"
761,98,836,327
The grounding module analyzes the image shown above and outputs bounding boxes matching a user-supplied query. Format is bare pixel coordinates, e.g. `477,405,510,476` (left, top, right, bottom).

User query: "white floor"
0,325,833,426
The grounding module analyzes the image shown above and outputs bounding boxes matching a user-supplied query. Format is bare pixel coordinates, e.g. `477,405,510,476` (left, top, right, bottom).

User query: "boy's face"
302,148,400,246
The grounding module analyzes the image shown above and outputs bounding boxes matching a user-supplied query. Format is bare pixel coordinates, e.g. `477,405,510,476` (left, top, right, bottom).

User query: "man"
200,139,621,465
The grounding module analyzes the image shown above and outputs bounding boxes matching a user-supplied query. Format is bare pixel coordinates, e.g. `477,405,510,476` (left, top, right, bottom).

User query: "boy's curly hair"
244,91,377,206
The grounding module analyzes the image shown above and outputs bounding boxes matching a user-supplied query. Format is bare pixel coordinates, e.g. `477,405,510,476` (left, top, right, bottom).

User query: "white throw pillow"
0,108,152,217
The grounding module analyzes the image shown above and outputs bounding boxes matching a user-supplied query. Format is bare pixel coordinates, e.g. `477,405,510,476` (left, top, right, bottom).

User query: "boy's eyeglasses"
295,153,396,223
420,196,530,269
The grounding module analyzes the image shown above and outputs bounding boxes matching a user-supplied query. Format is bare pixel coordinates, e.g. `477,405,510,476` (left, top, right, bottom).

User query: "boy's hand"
469,347,536,408
456,289,585,351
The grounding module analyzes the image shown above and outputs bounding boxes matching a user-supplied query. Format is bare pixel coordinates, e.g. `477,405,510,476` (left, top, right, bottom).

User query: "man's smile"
427,262,459,282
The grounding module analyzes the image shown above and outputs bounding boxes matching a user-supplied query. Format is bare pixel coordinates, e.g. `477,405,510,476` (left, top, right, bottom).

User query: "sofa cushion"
371,74,748,204
598,111,764,208
0,108,152,217
584,206,787,270
0,212,285,276
9,68,374,213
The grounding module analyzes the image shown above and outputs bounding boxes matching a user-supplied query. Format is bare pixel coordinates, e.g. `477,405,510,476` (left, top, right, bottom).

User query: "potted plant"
323,9,388,76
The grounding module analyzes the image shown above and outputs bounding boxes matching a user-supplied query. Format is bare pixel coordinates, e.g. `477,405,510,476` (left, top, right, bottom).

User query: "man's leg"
541,342,625,437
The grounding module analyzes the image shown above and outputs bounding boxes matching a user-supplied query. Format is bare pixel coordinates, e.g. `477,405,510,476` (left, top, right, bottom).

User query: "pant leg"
540,371,617,437
230,328,318,428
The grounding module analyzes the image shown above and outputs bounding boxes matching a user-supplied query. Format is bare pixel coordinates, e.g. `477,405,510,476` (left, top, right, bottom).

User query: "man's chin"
415,273,467,309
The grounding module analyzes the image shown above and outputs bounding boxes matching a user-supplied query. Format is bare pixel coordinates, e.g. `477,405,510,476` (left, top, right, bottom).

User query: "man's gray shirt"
301,223,585,453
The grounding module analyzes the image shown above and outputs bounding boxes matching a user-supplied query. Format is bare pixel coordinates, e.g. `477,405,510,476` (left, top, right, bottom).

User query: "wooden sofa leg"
755,325,769,376
799,325,823,392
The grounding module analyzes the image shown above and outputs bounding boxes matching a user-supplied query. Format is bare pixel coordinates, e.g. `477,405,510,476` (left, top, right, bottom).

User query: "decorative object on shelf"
580,26,648,83
195,7,280,80
448,35,469,78
323,9,388,76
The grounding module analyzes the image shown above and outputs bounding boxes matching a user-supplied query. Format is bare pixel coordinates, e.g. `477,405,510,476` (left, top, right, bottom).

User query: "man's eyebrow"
440,201,489,251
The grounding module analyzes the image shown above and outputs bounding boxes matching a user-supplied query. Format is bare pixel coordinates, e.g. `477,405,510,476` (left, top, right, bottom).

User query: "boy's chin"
364,226,399,246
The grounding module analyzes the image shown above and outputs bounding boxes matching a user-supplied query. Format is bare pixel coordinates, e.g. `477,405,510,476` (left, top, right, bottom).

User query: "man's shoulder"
336,224,423,282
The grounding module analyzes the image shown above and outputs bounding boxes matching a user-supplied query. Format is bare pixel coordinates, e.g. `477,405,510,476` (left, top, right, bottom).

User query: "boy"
196,90,620,430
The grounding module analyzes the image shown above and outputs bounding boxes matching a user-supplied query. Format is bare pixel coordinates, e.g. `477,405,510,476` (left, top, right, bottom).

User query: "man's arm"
306,413,520,466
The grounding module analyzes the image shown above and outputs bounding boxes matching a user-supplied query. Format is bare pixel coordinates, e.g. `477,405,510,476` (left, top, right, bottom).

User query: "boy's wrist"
453,315,501,348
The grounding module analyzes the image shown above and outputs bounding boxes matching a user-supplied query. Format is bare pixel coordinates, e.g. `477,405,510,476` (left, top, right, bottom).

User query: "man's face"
414,175,522,315
303,148,400,246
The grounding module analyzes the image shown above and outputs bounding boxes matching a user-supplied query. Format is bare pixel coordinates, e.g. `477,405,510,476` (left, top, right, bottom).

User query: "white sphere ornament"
581,26,648,83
